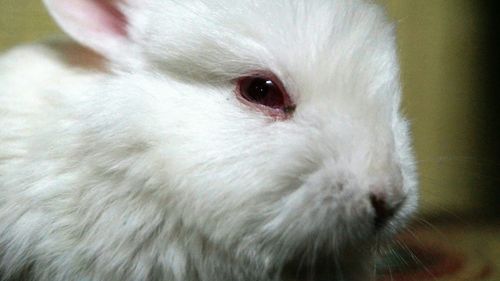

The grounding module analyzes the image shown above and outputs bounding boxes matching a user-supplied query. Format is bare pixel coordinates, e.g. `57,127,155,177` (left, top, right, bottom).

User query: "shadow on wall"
478,0,500,217
383,0,500,219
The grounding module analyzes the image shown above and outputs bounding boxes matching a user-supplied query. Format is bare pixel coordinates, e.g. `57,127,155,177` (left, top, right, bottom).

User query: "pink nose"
370,193,398,230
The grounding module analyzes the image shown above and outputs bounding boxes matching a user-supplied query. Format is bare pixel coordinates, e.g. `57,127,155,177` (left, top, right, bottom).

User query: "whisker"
411,217,450,239
333,248,345,281
390,241,410,268
395,234,439,281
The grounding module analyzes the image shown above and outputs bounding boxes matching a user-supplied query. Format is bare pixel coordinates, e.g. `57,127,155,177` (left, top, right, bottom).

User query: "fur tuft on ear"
43,0,133,60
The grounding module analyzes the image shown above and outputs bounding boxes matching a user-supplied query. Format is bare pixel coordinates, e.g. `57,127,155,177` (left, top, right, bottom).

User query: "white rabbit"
0,0,418,280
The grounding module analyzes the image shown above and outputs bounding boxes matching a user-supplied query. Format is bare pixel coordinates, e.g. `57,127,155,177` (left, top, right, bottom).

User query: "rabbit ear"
43,0,133,59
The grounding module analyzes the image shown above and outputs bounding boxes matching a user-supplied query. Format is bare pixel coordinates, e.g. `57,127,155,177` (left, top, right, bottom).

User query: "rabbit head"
41,0,418,279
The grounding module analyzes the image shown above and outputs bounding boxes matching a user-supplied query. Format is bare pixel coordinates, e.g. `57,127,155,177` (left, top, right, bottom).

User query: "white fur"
0,0,418,280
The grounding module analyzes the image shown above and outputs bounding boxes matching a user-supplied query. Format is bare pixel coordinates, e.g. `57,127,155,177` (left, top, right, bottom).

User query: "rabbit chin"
259,218,386,281
240,236,376,281
280,248,376,281
211,195,410,281
238,182,414,280
189,226,377,281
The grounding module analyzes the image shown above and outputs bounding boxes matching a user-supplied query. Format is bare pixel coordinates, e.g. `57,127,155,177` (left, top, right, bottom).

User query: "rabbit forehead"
129,0,399,98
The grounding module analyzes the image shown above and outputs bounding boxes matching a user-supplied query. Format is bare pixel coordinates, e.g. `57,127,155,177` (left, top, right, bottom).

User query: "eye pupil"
237,74,295,118
248,79,273,102
239,77,288,108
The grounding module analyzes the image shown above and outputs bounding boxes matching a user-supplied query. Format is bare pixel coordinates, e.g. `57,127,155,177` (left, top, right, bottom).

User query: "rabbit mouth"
280,250,344,281
279,240,375,281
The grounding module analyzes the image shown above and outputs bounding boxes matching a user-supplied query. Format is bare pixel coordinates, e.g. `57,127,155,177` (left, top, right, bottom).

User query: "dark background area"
479,0,500,216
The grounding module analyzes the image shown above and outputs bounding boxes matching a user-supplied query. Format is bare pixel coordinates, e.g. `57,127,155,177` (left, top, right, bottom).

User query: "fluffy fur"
0,0,418,280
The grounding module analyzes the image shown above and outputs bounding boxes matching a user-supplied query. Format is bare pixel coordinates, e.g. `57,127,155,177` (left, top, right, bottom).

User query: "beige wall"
0,1,58,50
0,1,486,216
383,0,484,215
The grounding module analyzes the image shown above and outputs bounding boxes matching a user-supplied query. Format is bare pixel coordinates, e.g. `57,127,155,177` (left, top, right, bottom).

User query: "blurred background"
0,1,498,280
382,0,499,219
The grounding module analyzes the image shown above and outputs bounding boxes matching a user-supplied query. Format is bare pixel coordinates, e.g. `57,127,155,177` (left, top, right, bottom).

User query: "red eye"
237,74,295,118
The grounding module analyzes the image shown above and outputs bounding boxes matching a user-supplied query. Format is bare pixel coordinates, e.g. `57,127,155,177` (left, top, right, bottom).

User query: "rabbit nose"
369,193,398,230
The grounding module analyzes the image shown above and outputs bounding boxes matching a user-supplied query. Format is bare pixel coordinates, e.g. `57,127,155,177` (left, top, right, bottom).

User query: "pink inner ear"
97,0,128,36
60,0,128,38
